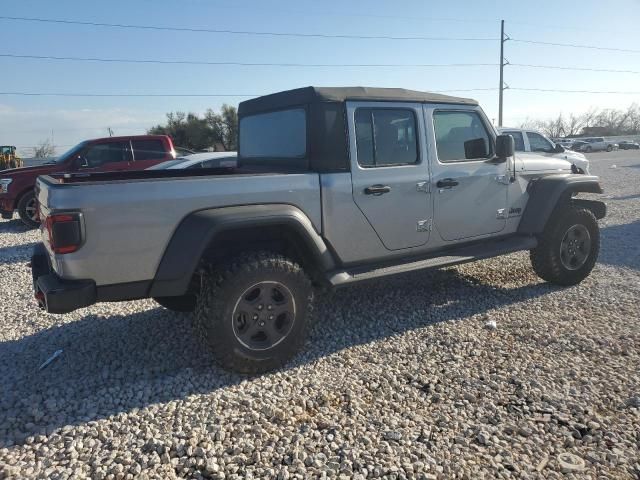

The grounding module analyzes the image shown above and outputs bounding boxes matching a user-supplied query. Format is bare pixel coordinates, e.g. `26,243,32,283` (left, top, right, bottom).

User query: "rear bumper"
31,243,97,314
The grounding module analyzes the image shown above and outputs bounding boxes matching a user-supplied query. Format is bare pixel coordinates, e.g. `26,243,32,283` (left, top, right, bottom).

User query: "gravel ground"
1,151,639,479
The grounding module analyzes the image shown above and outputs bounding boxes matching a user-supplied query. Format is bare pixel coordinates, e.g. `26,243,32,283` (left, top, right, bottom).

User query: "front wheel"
195,251,313,373
17,190,39,228
606,145,613,152
530,207,600,286
585,146,593,153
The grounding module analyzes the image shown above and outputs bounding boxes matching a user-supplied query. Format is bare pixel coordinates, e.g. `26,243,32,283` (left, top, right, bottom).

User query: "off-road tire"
530,207,600,286
195,251,313,373
17,190,39,228
154,295,197,312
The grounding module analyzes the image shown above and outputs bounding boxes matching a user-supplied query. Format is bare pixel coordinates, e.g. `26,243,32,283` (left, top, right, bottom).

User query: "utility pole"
108,127,114,137
498,20,509,127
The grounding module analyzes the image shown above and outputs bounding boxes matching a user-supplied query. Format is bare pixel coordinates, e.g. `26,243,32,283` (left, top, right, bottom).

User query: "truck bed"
37,169,322,287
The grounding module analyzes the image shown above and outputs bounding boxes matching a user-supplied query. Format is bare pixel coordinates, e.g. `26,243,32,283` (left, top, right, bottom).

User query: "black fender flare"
518,174,606,235
148,204,335,297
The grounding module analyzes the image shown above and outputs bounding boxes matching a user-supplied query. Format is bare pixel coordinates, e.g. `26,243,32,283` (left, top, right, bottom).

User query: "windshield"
46,141,88,164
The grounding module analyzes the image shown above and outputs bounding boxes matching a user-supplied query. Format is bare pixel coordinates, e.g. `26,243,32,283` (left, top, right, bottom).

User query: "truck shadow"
600,220,640,271
0,219,32,234
0,242,37,265
0,262,557,447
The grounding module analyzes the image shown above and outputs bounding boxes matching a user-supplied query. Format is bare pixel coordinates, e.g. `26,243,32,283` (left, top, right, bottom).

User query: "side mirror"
495,134,515,159
464,138,488,159
553,143,565,153
73,155,88,169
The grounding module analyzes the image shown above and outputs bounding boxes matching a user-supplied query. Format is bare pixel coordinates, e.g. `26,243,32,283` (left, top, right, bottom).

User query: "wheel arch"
148,204,337,297
518,174,606,235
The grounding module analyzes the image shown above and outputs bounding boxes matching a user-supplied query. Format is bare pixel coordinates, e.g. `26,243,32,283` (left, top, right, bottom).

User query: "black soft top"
239,86,478,116
238,87,479,173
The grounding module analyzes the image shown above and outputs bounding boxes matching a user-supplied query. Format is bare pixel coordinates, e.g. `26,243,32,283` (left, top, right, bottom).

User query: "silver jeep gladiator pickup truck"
32,86,606,373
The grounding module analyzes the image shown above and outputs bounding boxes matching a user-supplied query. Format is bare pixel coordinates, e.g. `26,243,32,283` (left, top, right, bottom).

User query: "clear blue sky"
2,0,640,154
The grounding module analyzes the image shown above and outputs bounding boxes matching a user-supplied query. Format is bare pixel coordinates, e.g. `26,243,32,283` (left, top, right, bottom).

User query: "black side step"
327,235,537,286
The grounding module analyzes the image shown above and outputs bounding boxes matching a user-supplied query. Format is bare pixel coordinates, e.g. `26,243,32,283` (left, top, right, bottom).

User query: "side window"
132,139,166,161
355,108,418,168
503,131,525,151
82,142,131,168
433,111,492,162
528,132,554,152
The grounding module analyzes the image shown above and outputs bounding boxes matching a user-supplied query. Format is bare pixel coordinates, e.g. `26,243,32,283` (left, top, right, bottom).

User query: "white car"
499,128,590,174
148,152,237,170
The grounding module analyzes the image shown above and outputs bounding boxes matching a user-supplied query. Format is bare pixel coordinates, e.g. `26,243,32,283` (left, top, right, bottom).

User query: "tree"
149,105,238,151
33,139,56,158
149,111,214,151
205,104,238,150
518,104,640,138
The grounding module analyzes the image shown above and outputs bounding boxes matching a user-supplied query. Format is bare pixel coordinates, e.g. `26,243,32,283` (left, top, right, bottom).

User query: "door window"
433,111,492,162
132,139,166,160
81,142,131,168
503,131,525,151
527,132,554,152
355,108,418,167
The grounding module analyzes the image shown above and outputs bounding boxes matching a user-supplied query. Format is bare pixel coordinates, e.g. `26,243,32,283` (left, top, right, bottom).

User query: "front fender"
149,204,335,297
518,174,605,235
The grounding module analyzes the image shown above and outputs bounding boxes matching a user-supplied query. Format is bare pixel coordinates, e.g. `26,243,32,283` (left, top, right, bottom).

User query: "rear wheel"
17,190,39,228
195,251,313,373
606,144,613,152
585,146,593,153
530,207,600,286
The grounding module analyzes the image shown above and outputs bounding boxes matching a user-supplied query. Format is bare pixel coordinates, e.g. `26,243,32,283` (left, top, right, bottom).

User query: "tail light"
45,213,82,254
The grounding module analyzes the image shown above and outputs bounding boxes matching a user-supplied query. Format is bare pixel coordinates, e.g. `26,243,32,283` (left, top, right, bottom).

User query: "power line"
0,92,257,97
511,38,640,54
4,52,640,76
511,88,640,95
0,53,498,68
0,16,497,42
510,63,640,75
4,125,149,134
0,89,498,98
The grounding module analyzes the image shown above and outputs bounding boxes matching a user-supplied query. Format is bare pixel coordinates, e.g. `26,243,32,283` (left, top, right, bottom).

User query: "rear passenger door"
131,139,169,169
347,102,432,251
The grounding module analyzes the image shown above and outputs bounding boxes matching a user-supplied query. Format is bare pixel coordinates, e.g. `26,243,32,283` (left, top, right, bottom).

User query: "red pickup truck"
0,135,175,226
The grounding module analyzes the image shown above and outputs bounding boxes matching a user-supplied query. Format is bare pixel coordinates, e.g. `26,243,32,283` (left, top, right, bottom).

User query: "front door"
347,102,432,251
426,106,508,241
78,140,133,172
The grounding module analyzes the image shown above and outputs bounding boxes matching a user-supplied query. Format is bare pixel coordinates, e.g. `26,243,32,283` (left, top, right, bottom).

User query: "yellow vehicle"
0,146,22,170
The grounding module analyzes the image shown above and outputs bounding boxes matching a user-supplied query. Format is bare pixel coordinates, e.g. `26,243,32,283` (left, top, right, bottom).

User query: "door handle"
364,184,391,195
436,178,459,188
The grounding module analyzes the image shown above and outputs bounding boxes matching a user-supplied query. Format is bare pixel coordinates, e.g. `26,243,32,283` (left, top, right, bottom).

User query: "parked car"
498,128,590,174
554,139,575,149
576,137,618,153
570,141,588,152
174,146,196,157
31,86,605,373
617,140,640,150
0,135,175,227
149,152,237,170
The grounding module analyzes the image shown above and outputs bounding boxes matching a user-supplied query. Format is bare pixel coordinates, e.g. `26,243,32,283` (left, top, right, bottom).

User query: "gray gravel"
1,151,640,479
